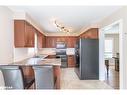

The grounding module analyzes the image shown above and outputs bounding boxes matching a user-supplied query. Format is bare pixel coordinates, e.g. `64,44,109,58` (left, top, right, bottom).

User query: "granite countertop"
0,58,61,66
13,58,61,66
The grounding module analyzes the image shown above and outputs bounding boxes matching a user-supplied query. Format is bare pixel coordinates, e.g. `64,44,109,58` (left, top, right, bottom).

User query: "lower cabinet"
53,66,61,89
21,65,61,89
21,66,34,78
45,55,60,89
68,55,76,67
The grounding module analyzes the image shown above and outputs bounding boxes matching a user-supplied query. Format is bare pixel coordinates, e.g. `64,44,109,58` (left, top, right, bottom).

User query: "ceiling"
8,6,121,33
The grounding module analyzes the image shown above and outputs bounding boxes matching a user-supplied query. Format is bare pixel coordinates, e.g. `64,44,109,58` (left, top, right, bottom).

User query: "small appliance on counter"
56,42,68,68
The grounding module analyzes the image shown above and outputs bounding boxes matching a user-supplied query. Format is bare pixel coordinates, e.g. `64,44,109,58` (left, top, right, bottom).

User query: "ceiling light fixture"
53,19,72,34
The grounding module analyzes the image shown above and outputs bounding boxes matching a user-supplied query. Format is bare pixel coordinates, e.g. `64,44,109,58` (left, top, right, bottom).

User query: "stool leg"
105,60,109,78
107,65,109,77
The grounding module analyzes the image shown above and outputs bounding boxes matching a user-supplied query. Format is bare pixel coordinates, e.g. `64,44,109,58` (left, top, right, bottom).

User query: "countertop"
0,57,61,66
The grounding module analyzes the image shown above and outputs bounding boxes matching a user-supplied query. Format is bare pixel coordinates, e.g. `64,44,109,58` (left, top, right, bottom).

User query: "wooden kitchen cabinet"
45,36,78,48
53,66,61,89
22,65,60,89
37,31,42,48
68,55,76,67
21,66,34,78
42,34,46,48
14,20,35,47
46,36,55,48
67,37,78,48
25,22,35,47
37,31,46,48
80,28,98,39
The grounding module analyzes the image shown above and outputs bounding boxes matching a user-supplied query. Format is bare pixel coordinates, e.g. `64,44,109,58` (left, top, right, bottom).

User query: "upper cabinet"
45,28,98,48
37,31,46,48
45,36,78,48
14,20,35,47
14,20,98,48
45,36,56,48
66,37,78,48
79,28,98,39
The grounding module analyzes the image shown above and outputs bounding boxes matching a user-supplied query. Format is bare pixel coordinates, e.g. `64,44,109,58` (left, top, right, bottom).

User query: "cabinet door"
37,32,43,48
72,37,77,48
67,37,71,47
42,34,46,48
52,37,57,48
68,55,75,67
14,20,35,47
25,22,35,47
14,20,26,47
21,66,34,78
46,37,52,48
67,37,77,48
45,36,78,48
53,66,60,89
37,31,46,48
30,26,35,47
56,37,67,46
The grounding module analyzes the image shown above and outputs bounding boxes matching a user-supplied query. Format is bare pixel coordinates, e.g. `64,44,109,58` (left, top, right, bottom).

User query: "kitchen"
12,19,99,89
0,6,122,89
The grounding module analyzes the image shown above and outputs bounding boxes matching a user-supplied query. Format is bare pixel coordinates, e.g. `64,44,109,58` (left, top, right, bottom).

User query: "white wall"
0,7,14,87
0,7,40,87
0,7,14,63
14,48,35,62
98,6,127,89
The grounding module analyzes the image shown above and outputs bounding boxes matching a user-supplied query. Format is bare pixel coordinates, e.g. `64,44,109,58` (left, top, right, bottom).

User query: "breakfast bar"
0,58,61,89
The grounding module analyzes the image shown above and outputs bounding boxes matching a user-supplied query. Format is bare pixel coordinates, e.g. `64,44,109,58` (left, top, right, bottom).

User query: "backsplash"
37,48,75,55
14,48,35,62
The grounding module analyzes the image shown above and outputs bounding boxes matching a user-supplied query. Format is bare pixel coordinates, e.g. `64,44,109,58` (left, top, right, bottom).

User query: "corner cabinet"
14,20,35,47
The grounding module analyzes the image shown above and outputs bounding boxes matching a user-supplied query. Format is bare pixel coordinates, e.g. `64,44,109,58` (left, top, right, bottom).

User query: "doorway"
99,20,122,89
104,24,119,89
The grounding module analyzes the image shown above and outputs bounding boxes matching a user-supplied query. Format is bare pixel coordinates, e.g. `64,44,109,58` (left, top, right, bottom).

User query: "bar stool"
32,65,55,89
0,65,34,89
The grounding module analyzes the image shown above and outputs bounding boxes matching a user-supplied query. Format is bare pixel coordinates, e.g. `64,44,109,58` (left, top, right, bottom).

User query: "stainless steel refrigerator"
75,38,99,80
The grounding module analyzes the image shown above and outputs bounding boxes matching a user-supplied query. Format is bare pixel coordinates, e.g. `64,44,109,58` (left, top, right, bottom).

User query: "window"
104,38,113,58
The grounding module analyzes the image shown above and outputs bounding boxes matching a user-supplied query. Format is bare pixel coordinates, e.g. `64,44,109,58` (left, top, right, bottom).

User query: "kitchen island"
0,57,61,89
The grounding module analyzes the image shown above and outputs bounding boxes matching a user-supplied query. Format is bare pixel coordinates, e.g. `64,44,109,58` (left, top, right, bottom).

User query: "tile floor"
60,68,112,89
